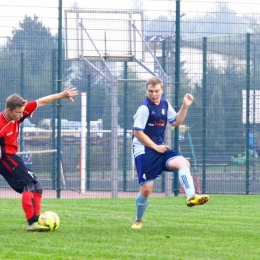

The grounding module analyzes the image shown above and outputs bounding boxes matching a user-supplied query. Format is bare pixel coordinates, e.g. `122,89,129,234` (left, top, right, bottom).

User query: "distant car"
38,119,71,130
36,119,131,144
23,118,35,127
37,118,82,138
66,121,82,130
37,118,103,140
117,125,131,138
21,118,37,136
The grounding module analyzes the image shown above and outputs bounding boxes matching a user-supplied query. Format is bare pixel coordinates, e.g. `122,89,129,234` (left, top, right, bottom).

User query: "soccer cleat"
186,194,209,207
131,220,143,229
26,222,50,232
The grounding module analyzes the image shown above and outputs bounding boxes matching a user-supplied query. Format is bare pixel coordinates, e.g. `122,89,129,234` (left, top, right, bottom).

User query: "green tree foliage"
182,3,248,38
192,60,246,157
207,74,226,155
145,15,174,35
0,48,21,110
118,67,146,130
102,66,145,130
0,16,56,125
6,15,55,75
64,60,108,122
222,61,245,155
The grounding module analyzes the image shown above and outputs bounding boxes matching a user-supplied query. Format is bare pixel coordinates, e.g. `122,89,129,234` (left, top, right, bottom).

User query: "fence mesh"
1,0,260,198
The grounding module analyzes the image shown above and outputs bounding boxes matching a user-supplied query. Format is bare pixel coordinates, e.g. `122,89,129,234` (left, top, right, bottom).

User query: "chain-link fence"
1,0,260,198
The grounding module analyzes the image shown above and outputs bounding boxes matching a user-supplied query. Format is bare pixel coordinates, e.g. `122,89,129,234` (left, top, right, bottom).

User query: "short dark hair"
6,94,27,110
145,76,163,89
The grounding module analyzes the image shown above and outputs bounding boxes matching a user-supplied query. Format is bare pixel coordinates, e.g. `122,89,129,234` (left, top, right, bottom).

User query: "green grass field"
0,195,260,260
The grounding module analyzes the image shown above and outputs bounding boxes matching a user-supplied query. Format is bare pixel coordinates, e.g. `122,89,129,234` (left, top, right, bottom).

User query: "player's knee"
140,186,152,197
35,189,43,195
142,190,151,197
23,181,43,194
168,156,190,170
184,158,190,168
177,156,190,168
23,182,35,192
34,182,43,195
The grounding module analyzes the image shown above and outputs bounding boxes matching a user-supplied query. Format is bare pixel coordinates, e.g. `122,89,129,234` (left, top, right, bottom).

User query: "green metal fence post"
246,33,251,195
161,40,166,192
173,0,181,196
202,37,207,193
57,0,63,198
123,62,128,191
87,73,91,190
20,52,24,151
51,49,57,190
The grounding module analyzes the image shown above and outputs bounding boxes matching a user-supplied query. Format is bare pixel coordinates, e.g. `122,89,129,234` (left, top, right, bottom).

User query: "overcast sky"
1,0,260,45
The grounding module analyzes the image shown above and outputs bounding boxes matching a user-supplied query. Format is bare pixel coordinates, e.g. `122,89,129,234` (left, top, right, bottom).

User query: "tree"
182,3,247,38
0,48,21,111
6,15,55,75
223,60,245,143
100,66,145,130
192,59,246,156
0,16,57,125
63,60,108,122
207,76,226,155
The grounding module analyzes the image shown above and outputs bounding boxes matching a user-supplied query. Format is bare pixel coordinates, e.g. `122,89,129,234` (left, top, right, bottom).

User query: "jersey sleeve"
167,101,177,124
133,105,149,130
23,100,38,118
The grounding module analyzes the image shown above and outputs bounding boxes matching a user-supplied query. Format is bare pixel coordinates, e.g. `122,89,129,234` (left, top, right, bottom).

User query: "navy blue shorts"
0,154,40,193
135,149,182,185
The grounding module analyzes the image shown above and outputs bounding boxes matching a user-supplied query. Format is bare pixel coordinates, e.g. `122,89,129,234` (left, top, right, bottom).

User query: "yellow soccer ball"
38,211,60,231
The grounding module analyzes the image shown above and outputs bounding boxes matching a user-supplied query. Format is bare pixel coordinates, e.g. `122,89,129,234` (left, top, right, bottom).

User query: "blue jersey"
133,97,176,157
23,151,32,165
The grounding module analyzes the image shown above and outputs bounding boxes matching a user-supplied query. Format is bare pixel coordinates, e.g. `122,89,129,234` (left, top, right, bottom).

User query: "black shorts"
0,154,39,194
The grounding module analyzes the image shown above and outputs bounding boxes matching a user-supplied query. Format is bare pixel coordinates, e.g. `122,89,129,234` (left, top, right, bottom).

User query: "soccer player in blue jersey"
131,76,209,229
23,145,32,169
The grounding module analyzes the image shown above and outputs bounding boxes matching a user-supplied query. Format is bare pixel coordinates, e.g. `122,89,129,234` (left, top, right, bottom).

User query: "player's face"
146,83,163,105
6,105,25,121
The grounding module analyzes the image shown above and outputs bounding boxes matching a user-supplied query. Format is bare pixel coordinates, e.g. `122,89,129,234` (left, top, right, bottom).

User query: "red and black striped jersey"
0,101,38,155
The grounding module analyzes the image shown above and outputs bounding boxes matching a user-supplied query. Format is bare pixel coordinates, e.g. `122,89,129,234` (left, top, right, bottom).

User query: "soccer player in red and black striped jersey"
0,86,78,231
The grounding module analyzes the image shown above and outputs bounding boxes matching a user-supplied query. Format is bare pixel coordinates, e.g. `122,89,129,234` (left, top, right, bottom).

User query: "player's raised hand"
62,85,78,102
183,93,194,108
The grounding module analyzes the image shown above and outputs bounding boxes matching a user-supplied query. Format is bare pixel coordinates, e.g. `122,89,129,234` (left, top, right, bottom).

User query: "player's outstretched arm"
38,85,78,107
